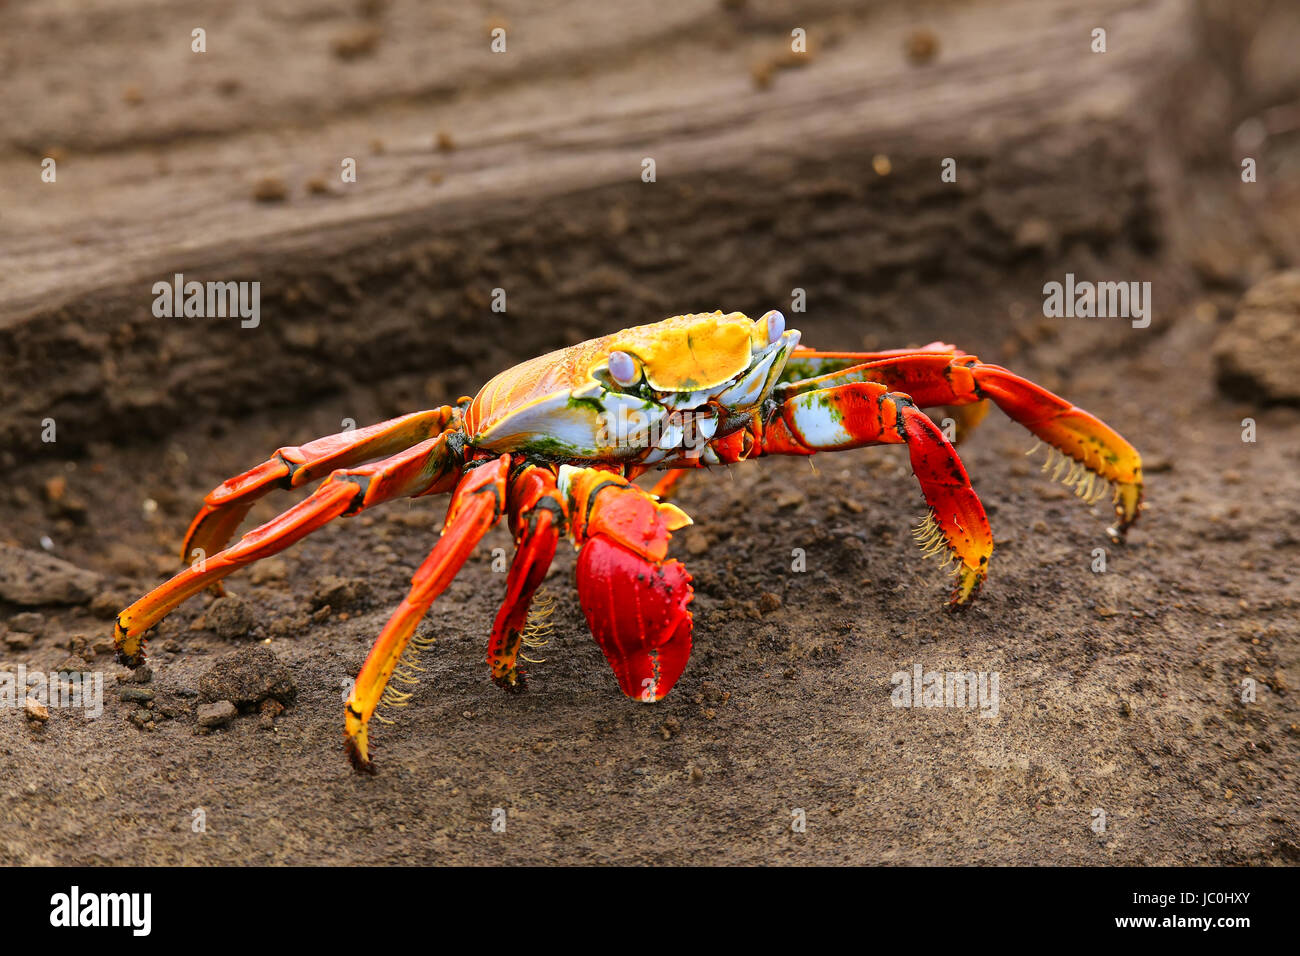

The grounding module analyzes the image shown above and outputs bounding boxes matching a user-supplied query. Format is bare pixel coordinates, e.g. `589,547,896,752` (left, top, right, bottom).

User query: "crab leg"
181,408,457,577
345,456,510,772
780,348,1144,536
114,433,463,667
486,464,565,693
622,465,692,500
755,381,993,605
558,466,695,702
648,468,691,500
966,365,1143,537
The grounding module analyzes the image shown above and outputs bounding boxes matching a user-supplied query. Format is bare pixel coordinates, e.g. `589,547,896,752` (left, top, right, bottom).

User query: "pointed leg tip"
344,737,377,775
944,565,985,611
492,672,528,695
113,620,147,668
1108,493,1144,544
114,648,145,668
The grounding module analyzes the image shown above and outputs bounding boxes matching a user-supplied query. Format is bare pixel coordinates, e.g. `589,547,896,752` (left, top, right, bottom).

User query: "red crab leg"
345,455,510,773
486,464,565,693
114,433,464,667
181,408,456,581
559,466,695,702
781,348,1143,536
752,381,993,606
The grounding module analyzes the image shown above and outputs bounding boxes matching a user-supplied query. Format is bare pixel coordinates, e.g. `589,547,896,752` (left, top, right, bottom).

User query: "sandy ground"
1,272,1297,864
1,0,1297,867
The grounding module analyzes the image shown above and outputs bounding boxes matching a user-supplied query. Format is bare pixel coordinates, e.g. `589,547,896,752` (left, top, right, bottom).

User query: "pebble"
251,176,288,203
89,590,122,621
205,594,254,640
9,612,45,635
684,530,711,556
25,697,49,722
310,575,371,610
197,700,237,728
249,559,288,585
775,491,805,509
198,646,297,708
4,631,34,650
904,27,939,64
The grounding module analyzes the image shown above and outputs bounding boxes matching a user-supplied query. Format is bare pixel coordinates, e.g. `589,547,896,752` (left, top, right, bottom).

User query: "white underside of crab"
475,330,799,462
779,390,856,449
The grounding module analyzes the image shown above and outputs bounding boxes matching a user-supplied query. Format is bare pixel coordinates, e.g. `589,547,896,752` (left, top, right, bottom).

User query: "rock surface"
0,544,100,606
1214,270,1300,404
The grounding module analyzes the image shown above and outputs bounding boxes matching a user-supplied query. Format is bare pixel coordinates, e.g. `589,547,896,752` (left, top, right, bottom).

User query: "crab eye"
758,309,785,345
608,350,640,387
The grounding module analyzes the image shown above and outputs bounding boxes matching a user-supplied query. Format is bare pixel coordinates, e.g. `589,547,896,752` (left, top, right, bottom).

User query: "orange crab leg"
559,466,695,702
969,365,1143,536
345,455,510,772
648,468,691,500
181,408,457,577
114,433,463,667
487,464,566,693
756,381,993,605
781,348,1144,537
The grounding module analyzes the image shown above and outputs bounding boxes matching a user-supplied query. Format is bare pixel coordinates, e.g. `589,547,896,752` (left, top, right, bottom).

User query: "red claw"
576,535,694,701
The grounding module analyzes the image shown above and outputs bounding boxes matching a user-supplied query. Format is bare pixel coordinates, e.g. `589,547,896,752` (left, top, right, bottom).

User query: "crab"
114,310,1143,772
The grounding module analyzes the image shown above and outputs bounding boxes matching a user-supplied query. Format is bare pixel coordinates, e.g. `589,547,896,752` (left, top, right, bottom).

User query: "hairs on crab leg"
752,380,993,606
778,347,1143,538
344,455,511,773
972,365,1143,540
181,408,457,594
114,432,465,667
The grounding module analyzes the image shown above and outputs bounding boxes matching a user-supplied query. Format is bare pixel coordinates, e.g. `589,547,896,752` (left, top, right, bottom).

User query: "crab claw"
560,465,695,701
577,536,694,700
971,365,1144,538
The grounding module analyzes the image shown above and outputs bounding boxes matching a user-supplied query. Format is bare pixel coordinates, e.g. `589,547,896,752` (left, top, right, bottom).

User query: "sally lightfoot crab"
114,310,1143,772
